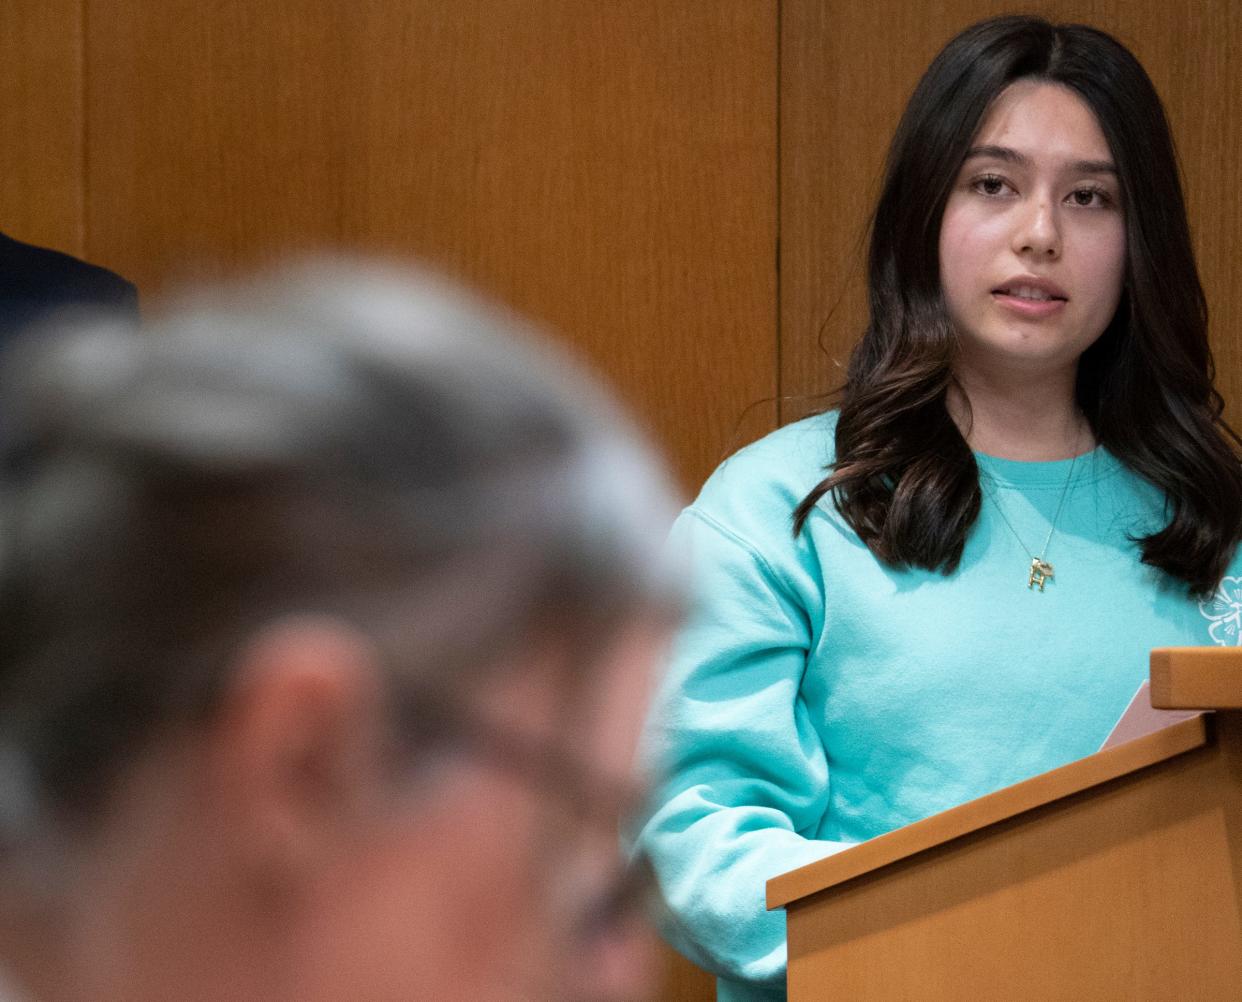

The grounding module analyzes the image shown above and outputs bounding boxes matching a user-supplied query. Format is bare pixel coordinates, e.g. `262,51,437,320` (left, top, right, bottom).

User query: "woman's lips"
992,291,1068,318
990,276,1068,319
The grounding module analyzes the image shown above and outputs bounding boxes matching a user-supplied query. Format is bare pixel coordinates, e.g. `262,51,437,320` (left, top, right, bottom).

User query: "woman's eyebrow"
964,144,1117,175
965,144,1029,165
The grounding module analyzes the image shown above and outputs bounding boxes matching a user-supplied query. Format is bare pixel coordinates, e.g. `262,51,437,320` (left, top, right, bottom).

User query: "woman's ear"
205,616,389,889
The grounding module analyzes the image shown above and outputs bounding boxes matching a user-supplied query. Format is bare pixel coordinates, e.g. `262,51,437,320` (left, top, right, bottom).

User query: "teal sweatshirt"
634,413,1242,1002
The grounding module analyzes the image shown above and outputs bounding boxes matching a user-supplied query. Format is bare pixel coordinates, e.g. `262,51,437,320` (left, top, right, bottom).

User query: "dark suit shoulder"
0,231,138,339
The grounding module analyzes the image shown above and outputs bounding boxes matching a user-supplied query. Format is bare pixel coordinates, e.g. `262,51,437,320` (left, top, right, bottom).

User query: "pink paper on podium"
1100,680,1206,751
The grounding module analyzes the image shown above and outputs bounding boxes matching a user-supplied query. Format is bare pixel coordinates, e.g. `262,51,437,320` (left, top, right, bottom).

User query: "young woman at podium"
634,15,1242,1002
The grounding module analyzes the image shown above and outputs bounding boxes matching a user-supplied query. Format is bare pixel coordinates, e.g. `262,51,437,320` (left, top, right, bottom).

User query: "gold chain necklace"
979,432,1083,592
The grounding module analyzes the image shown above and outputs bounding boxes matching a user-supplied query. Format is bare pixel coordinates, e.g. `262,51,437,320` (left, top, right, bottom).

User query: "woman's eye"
1068,187,1110,207
972,174,1009,196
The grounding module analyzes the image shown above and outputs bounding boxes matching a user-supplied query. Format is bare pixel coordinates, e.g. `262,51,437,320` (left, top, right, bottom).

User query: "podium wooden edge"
766,713,1208,910
1151,646,1242,709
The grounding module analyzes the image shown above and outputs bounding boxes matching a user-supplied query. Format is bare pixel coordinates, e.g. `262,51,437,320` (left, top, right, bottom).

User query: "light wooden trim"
1150,647,1242,710
766,713,1208,910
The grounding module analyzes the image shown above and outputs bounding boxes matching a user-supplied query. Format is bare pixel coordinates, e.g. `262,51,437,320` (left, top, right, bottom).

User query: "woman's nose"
1011,197,1061,259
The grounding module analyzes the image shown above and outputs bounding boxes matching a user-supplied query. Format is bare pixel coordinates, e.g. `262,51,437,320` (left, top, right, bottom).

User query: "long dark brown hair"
792,15,1242,596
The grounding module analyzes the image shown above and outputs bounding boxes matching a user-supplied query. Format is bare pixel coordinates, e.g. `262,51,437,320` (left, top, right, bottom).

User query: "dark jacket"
0,231,138,347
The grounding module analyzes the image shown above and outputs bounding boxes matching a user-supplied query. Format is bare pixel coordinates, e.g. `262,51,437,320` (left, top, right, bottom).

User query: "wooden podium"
766,648,1242,1000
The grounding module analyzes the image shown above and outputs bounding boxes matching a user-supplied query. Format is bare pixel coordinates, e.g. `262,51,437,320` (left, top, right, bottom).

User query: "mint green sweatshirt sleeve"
634,433,852,990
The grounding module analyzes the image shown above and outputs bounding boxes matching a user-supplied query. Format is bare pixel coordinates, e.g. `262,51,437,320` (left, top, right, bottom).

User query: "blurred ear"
206,616,387,888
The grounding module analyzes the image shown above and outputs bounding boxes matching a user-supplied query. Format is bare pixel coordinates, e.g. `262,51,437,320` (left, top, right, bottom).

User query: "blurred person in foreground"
0,261,682,1002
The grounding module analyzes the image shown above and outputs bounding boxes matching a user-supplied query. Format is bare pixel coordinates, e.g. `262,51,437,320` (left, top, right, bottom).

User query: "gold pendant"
1028,558,1054,591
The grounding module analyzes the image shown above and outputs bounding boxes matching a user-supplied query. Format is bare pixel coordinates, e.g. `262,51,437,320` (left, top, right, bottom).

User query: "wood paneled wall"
4,5,1242,1001
11,2,1237,494
3,1,779,495
0,3,84,254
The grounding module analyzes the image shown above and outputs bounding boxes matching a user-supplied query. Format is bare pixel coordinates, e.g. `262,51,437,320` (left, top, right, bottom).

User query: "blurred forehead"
569,618,669,781
473,616,668,774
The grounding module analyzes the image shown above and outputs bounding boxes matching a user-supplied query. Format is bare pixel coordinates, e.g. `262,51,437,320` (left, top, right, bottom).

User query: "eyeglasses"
389,680,661,941
389,679,646,834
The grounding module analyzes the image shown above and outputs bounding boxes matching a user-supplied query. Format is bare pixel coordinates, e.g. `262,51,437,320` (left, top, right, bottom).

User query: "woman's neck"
948,367,1094,461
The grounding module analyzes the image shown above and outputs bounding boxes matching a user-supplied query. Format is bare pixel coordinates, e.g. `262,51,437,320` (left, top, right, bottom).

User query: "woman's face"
938,79,1127,384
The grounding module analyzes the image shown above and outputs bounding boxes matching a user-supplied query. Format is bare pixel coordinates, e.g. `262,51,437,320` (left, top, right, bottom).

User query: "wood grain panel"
781,1,1242,432
85,1,779,491
1151,646,1242,710
0,0,84,254
779,712,1242,999
770,714,1210,906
